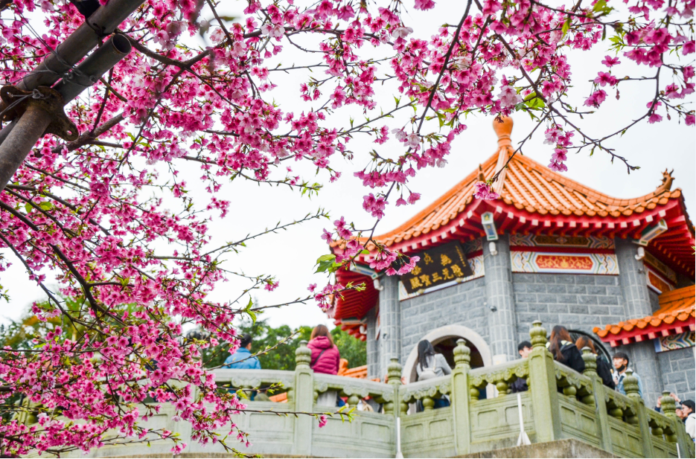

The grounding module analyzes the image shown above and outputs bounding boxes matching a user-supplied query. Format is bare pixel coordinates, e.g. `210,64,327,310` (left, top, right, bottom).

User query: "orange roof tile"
366,152,685,248
593,286,695,346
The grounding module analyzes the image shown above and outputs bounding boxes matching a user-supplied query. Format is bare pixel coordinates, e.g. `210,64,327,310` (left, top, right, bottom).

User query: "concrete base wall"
458,439,617,458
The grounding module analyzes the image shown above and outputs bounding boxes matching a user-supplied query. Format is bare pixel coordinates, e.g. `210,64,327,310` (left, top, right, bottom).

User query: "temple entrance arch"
403,325,493,383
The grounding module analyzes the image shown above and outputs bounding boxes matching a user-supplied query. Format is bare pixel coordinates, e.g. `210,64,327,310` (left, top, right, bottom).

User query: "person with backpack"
416,340,452,409
548,325,585,374
575,336,615,390
307,325,341,407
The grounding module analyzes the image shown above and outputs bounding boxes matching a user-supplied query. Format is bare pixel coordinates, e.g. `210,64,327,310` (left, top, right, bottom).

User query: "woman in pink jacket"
307,325,341,406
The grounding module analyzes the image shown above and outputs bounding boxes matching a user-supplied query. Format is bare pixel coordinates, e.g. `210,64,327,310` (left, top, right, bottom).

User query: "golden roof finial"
493,115,513,147
491,116,514,195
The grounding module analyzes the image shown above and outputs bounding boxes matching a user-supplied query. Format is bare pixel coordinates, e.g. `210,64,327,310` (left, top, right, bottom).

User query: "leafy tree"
201,320,365,370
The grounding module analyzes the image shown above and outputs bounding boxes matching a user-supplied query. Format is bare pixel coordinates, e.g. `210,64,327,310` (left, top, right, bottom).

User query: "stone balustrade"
34,326,695,458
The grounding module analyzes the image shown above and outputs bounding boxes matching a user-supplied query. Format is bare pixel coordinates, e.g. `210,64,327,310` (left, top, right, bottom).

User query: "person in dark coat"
575,336,615,389
548,325,585,374
511,341,532,393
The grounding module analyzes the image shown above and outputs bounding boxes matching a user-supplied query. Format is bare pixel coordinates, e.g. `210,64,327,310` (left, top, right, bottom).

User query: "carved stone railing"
35,329,695,458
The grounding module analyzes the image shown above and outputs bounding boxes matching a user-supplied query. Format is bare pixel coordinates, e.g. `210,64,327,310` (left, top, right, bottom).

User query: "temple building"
327,117,695,406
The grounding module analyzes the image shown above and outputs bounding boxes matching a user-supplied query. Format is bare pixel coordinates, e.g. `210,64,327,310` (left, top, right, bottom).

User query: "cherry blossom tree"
0,0,692,455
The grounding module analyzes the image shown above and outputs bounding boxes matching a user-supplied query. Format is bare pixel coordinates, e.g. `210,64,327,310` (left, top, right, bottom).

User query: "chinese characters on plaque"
400,241,474,294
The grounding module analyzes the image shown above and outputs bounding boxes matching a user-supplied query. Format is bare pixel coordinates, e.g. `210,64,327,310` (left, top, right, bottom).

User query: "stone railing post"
624,370,654,457
452,339,472,456
660,391,694,457
386,357,407,416
527,321,561,442
291,340,314,457
581,348,614,455
386,357,405,458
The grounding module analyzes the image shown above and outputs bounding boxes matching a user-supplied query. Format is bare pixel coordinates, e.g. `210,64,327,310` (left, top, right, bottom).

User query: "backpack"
418,368,437,381
596,355,616,389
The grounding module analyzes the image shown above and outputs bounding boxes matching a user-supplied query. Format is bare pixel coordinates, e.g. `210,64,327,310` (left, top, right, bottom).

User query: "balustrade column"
581,348,614,455
452,339,472,456
660,391,694,457
624,371,654,457
292,341,314,457
527,321,562,442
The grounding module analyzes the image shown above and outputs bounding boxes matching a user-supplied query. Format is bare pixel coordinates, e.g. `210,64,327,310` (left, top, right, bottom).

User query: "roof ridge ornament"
653,168,674,196
492,115,514,195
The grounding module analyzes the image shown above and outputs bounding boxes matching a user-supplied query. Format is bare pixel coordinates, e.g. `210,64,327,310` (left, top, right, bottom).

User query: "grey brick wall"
366,307,379,379
399,277,488,362
512,273,626,344
483,235,518,362
658,348,696,401
648,289,660,313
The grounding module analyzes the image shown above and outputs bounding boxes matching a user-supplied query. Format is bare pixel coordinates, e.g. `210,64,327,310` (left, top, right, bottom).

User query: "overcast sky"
1,1,693,331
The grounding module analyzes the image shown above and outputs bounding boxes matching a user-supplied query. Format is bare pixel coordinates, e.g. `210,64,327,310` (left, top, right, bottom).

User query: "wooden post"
452,339,472,455
527,321,561,442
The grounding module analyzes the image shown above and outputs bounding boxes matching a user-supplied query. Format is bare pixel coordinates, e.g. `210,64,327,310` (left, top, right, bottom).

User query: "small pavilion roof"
593,286,695,347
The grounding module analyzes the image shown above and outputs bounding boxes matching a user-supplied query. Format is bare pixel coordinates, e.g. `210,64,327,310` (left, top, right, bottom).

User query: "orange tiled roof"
366,152,685,249
593,285,695,347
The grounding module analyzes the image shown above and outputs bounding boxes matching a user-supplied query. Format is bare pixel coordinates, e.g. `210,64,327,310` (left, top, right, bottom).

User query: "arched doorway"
403,325,493,383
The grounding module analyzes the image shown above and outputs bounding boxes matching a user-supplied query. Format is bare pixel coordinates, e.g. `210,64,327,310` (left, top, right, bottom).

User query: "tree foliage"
200,319,366,370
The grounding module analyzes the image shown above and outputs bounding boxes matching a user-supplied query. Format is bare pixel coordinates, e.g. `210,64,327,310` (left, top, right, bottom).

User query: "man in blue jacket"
224,334,261,370
224,334,261,400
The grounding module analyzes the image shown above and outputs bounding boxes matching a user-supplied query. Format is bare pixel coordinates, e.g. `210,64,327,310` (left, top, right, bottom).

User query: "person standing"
308,325,341,406
224,334,261,370
679,400,696,440
415,340,452,409
575,336,615,390
511,341,532,393
611,351,644,399
224,334,261,400
547,326,585,374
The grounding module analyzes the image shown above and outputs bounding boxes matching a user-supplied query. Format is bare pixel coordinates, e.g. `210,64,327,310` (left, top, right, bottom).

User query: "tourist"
679,400,696,440
654,392,680,412
308,325,341,406
547,326,585,374
611,351,644,399
575,336,615,389
511,341,532,393
224,334,261,369
224,334,262,401
416,340,451,409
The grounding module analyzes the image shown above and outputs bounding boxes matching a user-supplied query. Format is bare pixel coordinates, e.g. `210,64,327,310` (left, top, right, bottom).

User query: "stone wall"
657,347,696,400
399,277,488,362
512,273,626,344
648,289,660,313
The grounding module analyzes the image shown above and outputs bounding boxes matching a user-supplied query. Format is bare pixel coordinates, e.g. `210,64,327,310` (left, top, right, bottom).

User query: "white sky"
1,1,694,330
